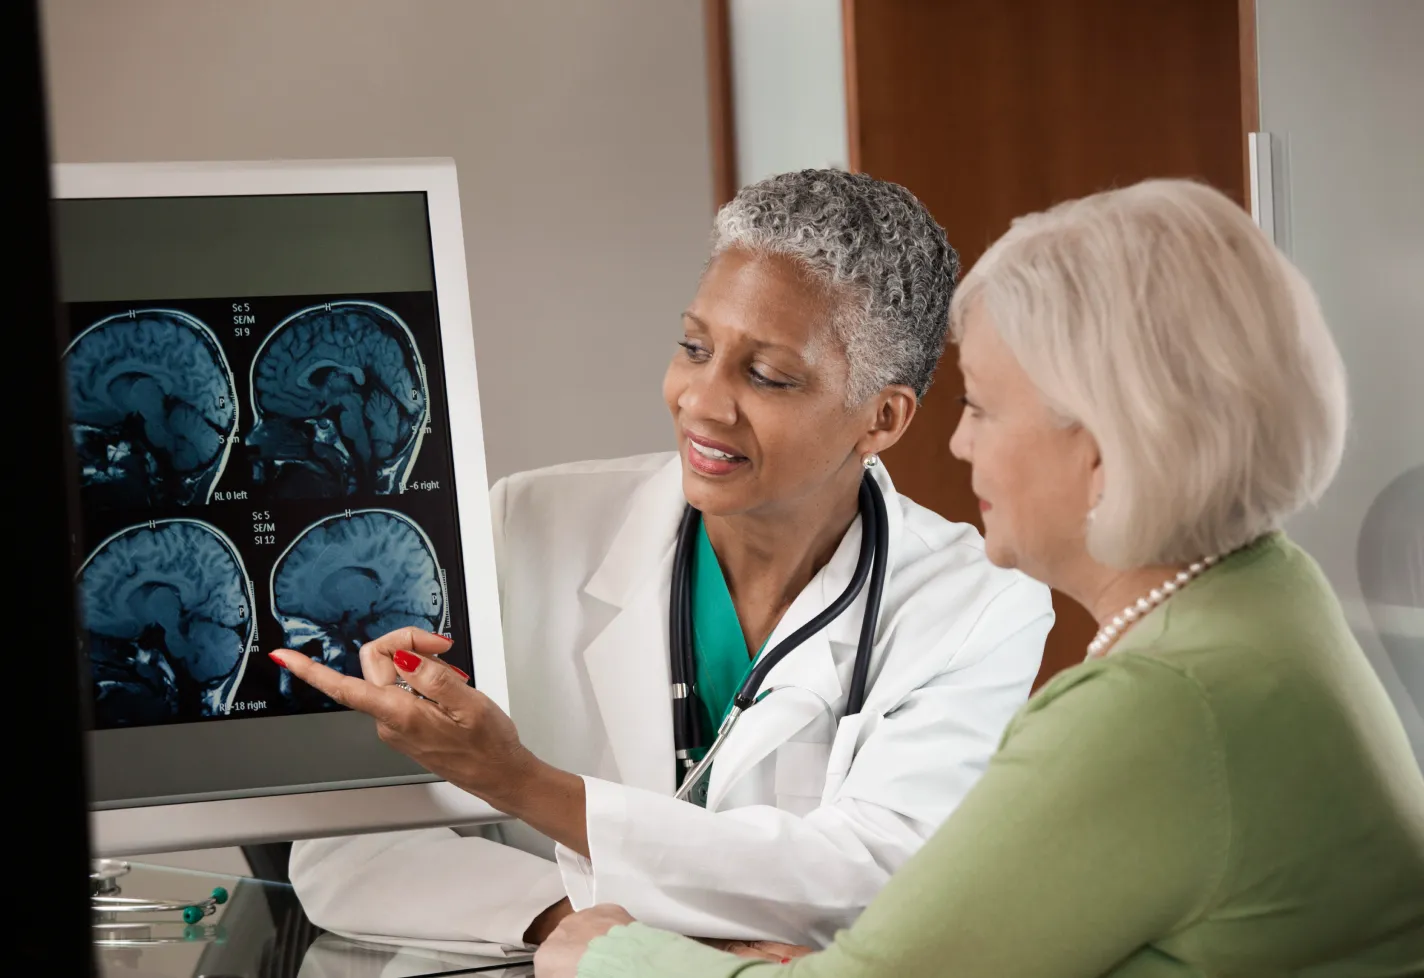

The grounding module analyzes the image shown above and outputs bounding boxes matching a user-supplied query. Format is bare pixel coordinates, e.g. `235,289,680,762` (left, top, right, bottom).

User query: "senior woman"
274,170,1054,954
535,178,1424,976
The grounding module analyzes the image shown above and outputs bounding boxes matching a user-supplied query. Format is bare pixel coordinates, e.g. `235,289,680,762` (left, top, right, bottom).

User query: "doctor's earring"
862,454,880,469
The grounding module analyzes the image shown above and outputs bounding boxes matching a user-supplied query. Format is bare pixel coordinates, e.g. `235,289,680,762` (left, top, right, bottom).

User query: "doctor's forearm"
477,751,590,858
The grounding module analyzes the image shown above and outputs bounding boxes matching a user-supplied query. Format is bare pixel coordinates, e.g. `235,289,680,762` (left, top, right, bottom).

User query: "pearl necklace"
1085,555,1222,659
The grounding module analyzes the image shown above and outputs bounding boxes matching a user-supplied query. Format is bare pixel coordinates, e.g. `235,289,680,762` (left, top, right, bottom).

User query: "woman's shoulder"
1017,636,1424,961
1082,533,1423,840
1131,535,1375,687
1024,652,1217,735
1020,611,1316,775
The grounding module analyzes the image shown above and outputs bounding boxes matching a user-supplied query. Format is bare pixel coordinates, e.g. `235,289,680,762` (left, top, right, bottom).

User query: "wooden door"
844,0,1254,685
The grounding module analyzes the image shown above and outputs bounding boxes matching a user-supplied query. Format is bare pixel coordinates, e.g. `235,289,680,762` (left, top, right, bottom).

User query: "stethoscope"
90,859,229,947
670,464,890,802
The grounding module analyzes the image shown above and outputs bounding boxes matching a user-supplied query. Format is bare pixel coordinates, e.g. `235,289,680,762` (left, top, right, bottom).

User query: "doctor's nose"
677,364,739,427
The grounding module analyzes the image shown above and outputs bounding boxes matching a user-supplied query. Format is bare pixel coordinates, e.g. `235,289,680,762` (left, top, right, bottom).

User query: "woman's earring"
863,454,880,469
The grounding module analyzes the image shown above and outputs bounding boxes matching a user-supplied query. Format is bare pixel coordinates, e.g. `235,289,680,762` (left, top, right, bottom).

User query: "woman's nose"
679,364,739,426
948,413,971,462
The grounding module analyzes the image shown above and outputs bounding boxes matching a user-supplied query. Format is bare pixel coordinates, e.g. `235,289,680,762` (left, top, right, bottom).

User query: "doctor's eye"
749,368,795,390
678,340,711,362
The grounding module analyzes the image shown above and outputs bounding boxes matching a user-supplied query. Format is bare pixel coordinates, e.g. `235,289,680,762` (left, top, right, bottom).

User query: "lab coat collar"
583,456,687,608
579,456,686,793
577,456,908,802
705,462,906,808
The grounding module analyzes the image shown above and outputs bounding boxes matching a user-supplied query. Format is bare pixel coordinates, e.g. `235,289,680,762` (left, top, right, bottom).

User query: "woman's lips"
685,434,748,477
978,499,992,512
686,432,743,456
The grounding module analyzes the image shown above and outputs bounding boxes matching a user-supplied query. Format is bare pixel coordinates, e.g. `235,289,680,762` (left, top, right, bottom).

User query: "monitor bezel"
54,158,509,853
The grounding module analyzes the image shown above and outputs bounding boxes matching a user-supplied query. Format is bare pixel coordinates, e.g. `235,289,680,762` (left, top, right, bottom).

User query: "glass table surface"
92,862,532,978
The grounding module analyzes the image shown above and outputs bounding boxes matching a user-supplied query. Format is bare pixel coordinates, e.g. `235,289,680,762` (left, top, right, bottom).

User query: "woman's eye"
957,394,982,416
750,369,794,390
678,340,710,361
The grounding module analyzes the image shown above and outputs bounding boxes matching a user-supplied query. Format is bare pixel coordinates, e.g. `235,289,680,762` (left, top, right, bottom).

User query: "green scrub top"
682,520,759,806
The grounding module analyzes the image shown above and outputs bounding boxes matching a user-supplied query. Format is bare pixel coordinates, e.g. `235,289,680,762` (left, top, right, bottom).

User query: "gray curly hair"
710,169,958,402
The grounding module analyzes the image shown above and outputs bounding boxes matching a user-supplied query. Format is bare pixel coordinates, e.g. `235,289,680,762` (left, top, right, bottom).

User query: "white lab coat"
290,453,1053,955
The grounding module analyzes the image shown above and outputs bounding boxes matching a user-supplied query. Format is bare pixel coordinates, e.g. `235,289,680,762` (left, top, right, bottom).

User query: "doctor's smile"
683,432,748,476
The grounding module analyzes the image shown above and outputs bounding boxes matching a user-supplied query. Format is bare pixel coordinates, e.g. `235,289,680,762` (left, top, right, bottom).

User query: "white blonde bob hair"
950,179,1348,569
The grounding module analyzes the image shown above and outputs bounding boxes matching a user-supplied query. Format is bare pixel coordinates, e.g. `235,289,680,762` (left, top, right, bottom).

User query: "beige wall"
41,0,713,481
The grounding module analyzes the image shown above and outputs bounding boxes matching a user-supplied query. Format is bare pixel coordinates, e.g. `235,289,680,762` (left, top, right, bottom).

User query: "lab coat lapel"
580,457,686,795
703,554,847,811
705,464,905,809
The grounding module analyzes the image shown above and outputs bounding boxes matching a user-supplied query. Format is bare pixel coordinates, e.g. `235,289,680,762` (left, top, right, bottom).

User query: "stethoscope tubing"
670,472,888,801
670,504,703,762
732,476,881,712
673,704,743,802
846,471,889,716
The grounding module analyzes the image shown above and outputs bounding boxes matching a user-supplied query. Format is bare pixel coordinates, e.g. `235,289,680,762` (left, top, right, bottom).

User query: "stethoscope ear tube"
670,506,703,767
845,473,889,716
732,474,883,713
669,471,888,800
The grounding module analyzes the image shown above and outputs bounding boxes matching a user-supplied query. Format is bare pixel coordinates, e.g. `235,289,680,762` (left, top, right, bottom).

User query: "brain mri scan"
271,509,448,707
247,301,429,499
79,520,254,728
64,309,238,509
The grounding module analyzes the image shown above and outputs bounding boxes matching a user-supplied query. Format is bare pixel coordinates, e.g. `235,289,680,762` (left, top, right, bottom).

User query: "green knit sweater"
579,534,1424,977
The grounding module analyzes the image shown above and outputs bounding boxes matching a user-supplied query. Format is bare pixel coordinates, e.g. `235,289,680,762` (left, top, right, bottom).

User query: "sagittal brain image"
247,301,429,499
271,509,448,707
79,520,254,728
64,309,237,509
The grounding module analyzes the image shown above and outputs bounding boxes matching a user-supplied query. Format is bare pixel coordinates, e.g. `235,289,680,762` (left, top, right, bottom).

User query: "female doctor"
274,169,1054,956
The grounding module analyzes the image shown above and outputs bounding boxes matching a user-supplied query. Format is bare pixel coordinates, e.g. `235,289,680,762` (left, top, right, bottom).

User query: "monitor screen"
54,164,506,826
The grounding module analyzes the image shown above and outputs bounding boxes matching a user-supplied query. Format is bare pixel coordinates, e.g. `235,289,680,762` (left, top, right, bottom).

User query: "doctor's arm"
285,476,573,950
279,468,604,870
289,825,568,951
282,656,579,950
555,584,1053,947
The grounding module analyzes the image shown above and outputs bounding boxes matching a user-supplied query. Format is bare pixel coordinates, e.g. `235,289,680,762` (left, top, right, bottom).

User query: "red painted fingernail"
449,664,470,681
436,633,454,645
392,650,420,672
781,959,791,964
268,652,287,669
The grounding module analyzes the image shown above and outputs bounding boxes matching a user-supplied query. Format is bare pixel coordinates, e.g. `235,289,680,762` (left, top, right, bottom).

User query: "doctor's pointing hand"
273,629,598,859
278,170,1054,956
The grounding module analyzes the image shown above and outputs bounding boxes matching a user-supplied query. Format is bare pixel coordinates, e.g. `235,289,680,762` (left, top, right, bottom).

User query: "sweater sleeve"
578,656,1232,978
578,924,764,978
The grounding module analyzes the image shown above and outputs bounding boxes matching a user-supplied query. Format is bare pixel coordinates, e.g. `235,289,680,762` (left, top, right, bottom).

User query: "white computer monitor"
53,159,507,855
